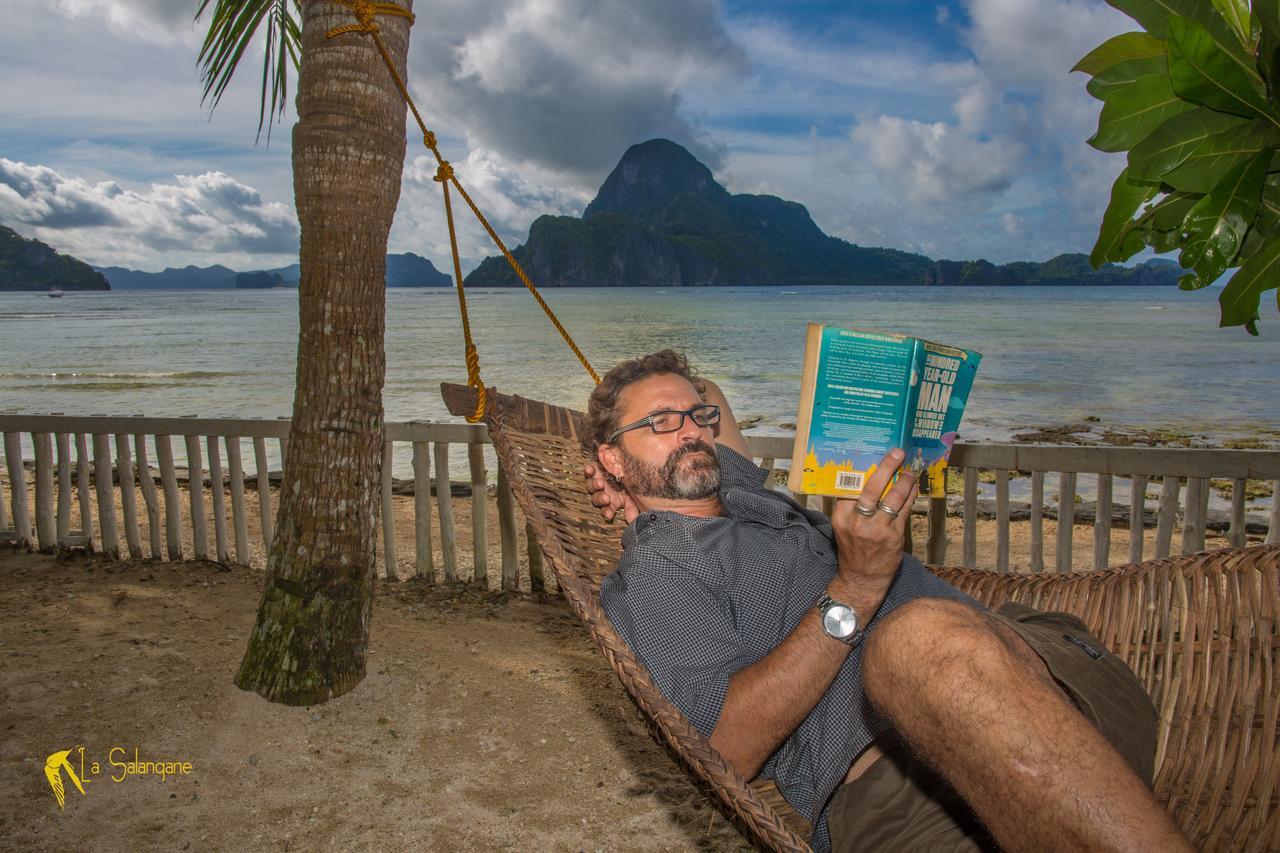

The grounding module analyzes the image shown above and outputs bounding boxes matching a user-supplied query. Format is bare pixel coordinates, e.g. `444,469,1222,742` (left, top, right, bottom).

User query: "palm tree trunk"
236,0,411,705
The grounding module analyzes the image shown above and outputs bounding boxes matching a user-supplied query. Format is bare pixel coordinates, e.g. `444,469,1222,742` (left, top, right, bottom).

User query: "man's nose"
676,413,705,442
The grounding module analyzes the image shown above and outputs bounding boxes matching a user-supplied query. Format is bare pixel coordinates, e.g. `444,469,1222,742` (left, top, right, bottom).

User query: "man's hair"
584,349,704,456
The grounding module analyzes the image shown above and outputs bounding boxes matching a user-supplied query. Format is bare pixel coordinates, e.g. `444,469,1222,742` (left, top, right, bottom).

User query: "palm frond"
195,0,302,144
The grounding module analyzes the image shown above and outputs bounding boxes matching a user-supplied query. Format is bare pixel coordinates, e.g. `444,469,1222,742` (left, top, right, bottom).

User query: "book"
787,324,981,499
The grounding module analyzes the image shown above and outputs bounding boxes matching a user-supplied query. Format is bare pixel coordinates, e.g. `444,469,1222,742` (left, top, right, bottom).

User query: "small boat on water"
48,288,64,298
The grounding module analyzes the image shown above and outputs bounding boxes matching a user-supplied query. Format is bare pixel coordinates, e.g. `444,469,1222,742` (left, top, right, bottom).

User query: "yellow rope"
326,0,599,423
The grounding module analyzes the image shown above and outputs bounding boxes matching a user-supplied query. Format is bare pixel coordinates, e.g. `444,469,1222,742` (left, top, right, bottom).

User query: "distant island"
465,139,1181,288
0,224,110,292
97,251,452,290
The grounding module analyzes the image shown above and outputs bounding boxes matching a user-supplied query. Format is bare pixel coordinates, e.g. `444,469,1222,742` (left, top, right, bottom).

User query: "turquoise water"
2,286,1276,448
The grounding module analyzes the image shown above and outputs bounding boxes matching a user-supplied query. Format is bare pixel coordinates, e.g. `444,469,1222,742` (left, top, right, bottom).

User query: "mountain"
465,138,1184,288
923,254,1181,286
237,271,286,289
98,264,238,289
99,253,452,289
0,224,110,292
465,139,932,287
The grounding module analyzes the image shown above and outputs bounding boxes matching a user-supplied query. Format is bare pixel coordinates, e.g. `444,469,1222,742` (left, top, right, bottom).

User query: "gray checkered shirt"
600,444,974,851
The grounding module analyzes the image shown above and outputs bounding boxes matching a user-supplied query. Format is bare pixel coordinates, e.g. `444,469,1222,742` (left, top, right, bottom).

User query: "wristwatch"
815,593,865,647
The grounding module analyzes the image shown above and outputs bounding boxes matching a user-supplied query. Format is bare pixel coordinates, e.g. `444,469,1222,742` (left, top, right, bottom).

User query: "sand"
0,547,750,852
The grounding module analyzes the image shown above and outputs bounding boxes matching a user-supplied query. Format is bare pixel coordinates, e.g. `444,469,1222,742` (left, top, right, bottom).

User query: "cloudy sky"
0,0,1138,274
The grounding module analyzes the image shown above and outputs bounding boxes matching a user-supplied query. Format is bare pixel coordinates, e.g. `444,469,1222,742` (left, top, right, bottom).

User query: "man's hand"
584,461,639,524
828,449,918,619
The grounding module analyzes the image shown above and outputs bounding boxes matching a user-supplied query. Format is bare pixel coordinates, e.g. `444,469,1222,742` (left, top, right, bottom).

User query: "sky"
0,0,1140,274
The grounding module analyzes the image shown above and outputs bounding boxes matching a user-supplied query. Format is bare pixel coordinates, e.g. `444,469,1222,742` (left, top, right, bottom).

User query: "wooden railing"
2,415,1278,579
0,414,540,590
747,436,1280,569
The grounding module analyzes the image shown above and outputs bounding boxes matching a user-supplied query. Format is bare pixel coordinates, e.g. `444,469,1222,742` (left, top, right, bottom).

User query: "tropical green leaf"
1091,169,1160,266
1127,108,1249,181
1258,0,1280,96
1210,0,1252,49
1133,191,1198,252
1163,120,1280,192
1218,234,1280,329
1106,0,1254,72
1087,57,1168,101
196,0,302,144
1179,272,1210,290
1166,16,1273,120
1073,32,1166,76
1178,152,1270,282
1088,74,1196,153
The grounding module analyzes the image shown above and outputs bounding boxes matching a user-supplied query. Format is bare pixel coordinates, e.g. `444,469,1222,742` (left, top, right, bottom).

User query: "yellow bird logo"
44,748,87,810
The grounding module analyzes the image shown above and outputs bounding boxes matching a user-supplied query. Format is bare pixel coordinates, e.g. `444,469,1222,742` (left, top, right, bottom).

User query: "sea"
1,286,1277,498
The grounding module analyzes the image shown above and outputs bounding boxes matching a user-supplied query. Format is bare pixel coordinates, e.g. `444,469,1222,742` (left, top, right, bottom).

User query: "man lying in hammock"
582,350,1188,853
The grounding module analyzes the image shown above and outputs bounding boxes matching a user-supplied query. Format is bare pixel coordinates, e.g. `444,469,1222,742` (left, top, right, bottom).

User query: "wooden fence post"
32,432,56,552
207,435,229,564
1029,471,1045,572
184,435,209,561
3,432,32,548
468,443,488,586
1055,471,1076,573
381,440,396,579
92,433,119,559
56,432,72,549
434,441,458,582
155,435,183,560
497,462,518,591
225,436,250,565
134,435,162,559
115,434,143,559
253,436,273,551
1128,474,1148,564
412,441,434,582
962,467,977,568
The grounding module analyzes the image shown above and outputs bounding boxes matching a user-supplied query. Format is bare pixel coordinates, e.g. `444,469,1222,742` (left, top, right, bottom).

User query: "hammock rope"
326,0,600,423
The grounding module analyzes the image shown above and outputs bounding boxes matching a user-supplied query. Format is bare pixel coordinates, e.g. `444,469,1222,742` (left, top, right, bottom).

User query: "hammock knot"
423,130,437,150
434,161,455,183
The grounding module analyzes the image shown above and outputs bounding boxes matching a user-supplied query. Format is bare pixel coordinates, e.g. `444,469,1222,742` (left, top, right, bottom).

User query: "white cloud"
408,0,746,184
0,159,298,269
851,115,1025,206
52,0,200,44
389,148,591,273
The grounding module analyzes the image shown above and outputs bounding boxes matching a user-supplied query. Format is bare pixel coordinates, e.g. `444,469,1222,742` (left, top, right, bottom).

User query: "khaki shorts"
827,602,1159,853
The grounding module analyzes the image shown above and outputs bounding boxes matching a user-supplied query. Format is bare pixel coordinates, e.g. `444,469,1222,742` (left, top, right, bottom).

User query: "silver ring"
854,502,878,518
876,501,901,518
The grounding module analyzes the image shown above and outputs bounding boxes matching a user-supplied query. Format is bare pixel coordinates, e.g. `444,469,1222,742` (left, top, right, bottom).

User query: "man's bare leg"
862,598,1190,852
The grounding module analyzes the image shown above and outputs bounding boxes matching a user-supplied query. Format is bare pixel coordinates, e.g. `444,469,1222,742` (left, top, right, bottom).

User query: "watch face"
822,604,858,639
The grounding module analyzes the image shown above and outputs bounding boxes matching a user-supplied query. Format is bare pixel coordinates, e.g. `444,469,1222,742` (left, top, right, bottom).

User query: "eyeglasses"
608,404,721,443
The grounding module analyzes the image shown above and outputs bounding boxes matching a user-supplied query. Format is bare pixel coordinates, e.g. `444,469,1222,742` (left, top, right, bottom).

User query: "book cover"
787,324,981,499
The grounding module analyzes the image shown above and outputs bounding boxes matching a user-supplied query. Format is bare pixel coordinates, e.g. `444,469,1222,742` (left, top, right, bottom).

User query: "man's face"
605,373,721,501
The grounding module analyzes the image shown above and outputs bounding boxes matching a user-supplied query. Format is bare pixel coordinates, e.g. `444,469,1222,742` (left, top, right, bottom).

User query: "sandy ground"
0,547,751,852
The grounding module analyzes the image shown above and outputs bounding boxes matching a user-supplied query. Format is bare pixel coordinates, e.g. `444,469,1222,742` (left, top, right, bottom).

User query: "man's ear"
597,443,624,483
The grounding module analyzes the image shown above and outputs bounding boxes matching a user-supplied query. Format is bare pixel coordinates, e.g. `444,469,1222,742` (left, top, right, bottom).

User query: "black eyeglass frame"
607,404,721,443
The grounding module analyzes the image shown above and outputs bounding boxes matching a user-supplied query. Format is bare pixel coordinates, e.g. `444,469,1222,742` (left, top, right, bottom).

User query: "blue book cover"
787,324,981,498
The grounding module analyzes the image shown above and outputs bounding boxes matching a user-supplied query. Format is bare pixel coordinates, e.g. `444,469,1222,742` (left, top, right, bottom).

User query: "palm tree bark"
236,0,411,705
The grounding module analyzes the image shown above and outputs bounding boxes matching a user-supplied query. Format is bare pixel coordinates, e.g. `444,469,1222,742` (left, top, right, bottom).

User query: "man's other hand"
584,461,639,524
829,449,918,614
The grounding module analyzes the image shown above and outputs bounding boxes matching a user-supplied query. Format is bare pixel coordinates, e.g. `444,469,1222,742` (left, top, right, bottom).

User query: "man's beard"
621,440,721,501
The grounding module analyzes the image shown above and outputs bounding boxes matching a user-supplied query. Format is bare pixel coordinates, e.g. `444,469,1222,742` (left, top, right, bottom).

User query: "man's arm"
708,451,918,779
699,379,750,459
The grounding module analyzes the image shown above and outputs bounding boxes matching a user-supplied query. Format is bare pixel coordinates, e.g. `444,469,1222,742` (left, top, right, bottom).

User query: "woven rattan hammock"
443,382,1280,852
